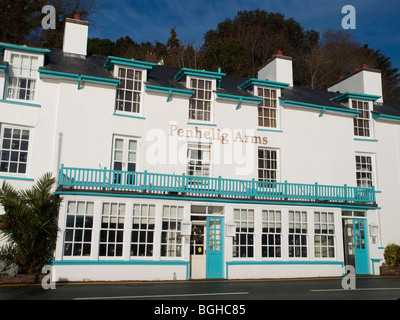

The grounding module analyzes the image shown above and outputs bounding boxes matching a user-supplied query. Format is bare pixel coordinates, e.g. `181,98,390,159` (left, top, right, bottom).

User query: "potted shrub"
381,244,400,276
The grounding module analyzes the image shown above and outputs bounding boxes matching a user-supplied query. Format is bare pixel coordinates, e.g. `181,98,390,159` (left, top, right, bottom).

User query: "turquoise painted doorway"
353,219,370,274
206,217,224,279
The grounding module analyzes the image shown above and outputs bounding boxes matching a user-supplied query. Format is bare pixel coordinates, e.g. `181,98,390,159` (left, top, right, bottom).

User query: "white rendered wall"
227,264,343,279
52,264,188,282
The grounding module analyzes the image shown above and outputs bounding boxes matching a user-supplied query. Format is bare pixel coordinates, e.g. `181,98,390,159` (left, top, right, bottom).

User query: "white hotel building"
1,17,399,282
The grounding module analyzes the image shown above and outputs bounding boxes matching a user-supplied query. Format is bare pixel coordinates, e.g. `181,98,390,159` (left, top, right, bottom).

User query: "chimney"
62,14,89,57
328,65,383,103
257,51,293,87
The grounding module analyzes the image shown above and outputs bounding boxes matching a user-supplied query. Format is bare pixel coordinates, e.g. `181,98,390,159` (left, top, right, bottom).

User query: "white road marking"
74,291,250,300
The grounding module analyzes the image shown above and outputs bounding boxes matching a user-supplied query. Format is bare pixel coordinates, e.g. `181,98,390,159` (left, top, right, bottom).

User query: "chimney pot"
277,50,283,56
362,64,368,69
74,13,81,20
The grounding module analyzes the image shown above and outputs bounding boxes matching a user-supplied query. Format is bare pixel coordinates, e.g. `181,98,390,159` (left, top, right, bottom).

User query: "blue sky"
89,0,400,69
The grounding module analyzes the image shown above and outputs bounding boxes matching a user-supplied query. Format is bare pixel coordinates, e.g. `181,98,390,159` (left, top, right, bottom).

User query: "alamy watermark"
342,5,356,30
41,265,56,290
42,5,56,30
341,265,357,290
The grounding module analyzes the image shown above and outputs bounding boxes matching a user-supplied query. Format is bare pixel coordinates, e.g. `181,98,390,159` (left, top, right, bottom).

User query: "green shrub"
384,244,400,267
0,245,22,277
0,173,61,274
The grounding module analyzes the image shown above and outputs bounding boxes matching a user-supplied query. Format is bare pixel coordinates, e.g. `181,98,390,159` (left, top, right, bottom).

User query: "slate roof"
280,86,352,111
146,65,189,92
147,65,256,98
35,49,400,118
374,102,400,117
41,50,114,80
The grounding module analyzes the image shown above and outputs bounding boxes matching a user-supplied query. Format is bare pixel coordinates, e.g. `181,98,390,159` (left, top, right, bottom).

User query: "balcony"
57,165,376,205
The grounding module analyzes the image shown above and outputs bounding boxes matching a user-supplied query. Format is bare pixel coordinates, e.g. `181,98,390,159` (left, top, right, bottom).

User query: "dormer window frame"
254,85,282,130
2,49,44,103
240,79,289,131
113,64,147,117
186,75,216,124
332,92,381,140
350,98,375,139
174,68,225,125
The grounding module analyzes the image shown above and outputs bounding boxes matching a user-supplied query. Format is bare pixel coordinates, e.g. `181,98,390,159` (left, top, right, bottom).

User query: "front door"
206,217,224,279
354,219,369,274
190,223,206,279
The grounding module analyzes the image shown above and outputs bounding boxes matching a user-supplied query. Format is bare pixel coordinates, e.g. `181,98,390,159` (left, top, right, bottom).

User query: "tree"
297,30,400,102
0,0,104,48
201,10,319,78
201,38,252,77
0,173,62,274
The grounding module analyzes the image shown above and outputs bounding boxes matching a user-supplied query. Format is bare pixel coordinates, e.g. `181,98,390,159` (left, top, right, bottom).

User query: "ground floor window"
262,210,282,258
161,205,184,257
314,211,335,258
99,203,126,257
63,201,94,257
233,208,255,258
288,210,308,258
60,200,343,263
131,204,155,257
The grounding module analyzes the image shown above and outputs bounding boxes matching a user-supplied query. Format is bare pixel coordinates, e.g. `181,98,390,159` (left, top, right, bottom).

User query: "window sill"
187,122,217,127
0,175,34,182
257,128,283,133
113,112,146,120
0,99,41,108
354,138,378,142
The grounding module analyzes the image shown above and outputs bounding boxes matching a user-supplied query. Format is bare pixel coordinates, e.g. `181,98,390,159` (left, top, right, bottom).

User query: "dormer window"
115,67,143,114
239,79,289,130
189,78,212,122
6,53,39,101
352,100,372,137
257,87,278,128
104,57,156,117
174,68,225,124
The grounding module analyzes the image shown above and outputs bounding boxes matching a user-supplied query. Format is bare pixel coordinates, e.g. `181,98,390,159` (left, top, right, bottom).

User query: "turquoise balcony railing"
58,165,376,204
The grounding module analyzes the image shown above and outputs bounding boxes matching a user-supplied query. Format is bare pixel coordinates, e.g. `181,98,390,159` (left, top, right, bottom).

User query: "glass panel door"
112,136,137,185
353,219,369,274
206,217,224,279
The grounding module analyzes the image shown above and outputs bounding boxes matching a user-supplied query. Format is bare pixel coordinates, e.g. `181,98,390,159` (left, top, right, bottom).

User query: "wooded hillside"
1,3,398,102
